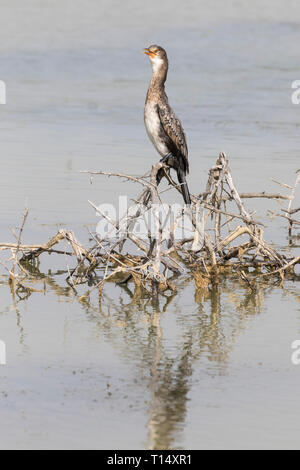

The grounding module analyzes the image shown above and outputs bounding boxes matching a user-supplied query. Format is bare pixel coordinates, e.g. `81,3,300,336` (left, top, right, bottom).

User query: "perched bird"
143,44,191,205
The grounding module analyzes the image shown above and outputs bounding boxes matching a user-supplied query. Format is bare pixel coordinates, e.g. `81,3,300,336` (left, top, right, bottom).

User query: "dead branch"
1,152,299,299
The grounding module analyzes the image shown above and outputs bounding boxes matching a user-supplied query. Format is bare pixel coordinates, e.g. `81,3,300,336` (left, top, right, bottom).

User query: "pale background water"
1,0,300,449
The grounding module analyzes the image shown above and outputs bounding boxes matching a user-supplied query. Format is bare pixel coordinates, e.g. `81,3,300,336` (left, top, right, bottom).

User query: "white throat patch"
151,56,164,74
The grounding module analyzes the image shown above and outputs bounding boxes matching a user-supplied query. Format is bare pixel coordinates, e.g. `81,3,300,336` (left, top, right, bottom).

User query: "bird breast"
144,101,169,157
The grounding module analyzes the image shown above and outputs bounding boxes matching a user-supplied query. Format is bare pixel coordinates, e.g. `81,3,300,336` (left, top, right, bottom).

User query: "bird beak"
143,48,156,58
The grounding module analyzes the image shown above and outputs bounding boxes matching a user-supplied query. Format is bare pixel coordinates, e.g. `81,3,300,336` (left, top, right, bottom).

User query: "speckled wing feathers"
158,101,189,174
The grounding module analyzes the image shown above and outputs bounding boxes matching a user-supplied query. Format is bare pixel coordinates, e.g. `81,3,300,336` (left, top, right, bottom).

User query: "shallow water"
1,0,300,449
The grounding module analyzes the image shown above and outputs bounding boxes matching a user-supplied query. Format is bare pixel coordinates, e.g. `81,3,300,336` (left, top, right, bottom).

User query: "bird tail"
144,166,191,206
176,168,191,205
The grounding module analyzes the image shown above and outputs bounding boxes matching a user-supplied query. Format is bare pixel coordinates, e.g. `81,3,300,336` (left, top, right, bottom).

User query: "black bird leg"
144,153,191,206
160,152,172,164
156,153,172,186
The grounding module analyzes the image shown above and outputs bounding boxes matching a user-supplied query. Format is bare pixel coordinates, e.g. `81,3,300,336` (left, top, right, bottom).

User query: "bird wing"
158,101,189,173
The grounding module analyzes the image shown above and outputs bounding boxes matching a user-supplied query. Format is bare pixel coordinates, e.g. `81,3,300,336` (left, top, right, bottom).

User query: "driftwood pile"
1,152,300,300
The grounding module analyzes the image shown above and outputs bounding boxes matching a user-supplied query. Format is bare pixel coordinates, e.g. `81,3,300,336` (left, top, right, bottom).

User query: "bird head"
143,45,168,73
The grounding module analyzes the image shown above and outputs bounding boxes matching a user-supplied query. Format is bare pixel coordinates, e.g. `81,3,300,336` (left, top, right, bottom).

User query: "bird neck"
149,62,168,94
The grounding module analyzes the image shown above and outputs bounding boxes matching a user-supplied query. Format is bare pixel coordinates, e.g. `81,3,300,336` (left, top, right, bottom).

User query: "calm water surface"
1,0,300,449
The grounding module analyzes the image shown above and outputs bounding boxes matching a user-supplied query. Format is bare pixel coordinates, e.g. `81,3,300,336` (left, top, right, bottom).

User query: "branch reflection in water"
2,270,300,450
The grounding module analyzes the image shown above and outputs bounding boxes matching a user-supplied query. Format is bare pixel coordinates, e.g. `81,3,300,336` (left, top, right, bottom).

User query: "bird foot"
160,153,174,166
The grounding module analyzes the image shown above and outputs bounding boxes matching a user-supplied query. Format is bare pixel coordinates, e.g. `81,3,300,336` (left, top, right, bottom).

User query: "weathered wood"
1,152,300,298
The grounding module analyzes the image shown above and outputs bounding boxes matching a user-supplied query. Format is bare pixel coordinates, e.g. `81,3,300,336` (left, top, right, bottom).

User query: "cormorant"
143,44,191,205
